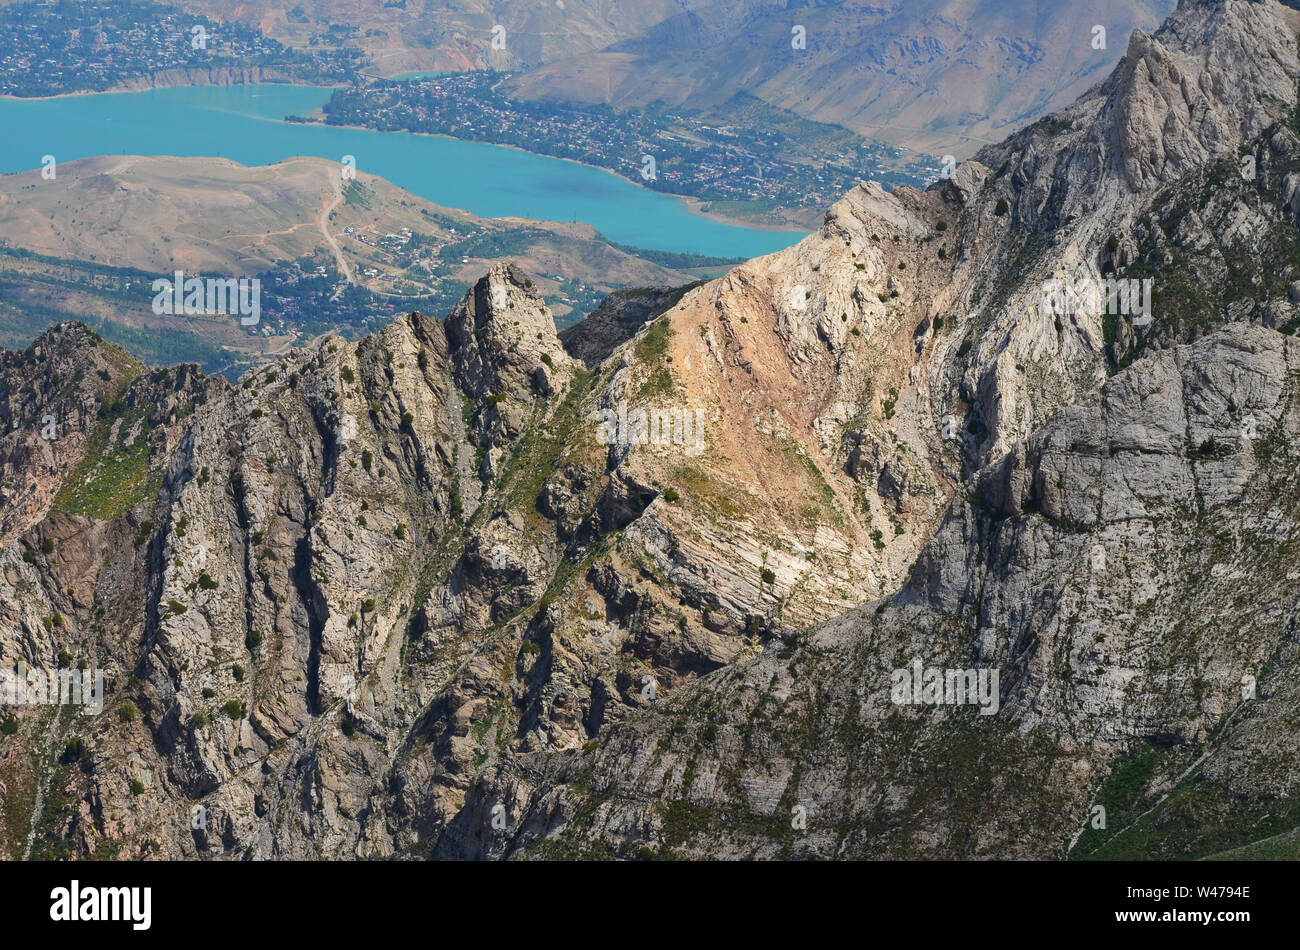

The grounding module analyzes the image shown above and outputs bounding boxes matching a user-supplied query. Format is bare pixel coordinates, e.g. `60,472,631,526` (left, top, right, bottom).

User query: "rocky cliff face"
3,0,1300,861
0,243,937,857
451,325,1300,859
102,66,314,94
948,0,1300,461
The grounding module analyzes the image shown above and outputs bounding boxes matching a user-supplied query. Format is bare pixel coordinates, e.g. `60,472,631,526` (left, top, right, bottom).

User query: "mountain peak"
1106,0,1300,189
975,0,1299,230
444,263,573,401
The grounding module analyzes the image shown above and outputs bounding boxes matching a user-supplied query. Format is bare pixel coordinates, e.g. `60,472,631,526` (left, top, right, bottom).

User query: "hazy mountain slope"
162,0,1175,155
161,0,721,76
505,0,1176,153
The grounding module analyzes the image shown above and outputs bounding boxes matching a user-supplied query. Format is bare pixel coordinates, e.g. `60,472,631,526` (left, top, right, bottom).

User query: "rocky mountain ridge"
450,324,1300,858
2,0,1299,861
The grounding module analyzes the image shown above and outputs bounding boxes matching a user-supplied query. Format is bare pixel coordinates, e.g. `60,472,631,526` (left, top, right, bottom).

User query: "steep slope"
0,243,929,856
559,286,701,369
450,325,1300,859
948,0,1300,460
0,324,146,545
425,0,1300,858
161,0,723,76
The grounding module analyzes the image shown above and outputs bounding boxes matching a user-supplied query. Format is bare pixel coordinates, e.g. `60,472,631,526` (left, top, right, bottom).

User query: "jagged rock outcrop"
559,285,698,369
448,325,1300,859
0,325,145,545
941,0,1300,463
0,248,916,857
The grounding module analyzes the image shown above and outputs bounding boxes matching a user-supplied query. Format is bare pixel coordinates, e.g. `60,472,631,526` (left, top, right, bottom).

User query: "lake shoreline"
0,68,336,102
0,83,805,259
308,113,814,235
3,75,815,236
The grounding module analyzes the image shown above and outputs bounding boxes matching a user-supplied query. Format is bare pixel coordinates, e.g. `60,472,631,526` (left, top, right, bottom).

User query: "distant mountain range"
165,0,1175,154
506,0,1179,153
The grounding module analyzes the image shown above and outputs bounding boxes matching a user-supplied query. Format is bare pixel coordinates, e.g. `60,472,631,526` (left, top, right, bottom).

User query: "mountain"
506,0,1178,154
445,0,1300,858
2,0,1300,861
451,324,1300,858
163,0,723,76
1,238,921,856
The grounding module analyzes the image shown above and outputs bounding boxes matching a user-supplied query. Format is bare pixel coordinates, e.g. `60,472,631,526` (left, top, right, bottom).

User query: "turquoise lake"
0,84,807,259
